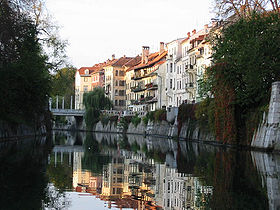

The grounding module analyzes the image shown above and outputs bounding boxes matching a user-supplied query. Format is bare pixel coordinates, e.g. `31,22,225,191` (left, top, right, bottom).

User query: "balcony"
146,96,158,103
145,83,158,90
131,86,146,93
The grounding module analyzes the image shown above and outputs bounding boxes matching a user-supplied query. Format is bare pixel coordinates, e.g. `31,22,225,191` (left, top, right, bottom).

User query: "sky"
45,0,214,68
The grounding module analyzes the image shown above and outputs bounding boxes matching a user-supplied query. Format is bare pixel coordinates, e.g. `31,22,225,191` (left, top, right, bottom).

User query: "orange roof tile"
111,56,134,67
132,50,167,71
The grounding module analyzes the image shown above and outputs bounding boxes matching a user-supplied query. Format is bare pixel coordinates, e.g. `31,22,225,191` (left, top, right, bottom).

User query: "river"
0,131,279,210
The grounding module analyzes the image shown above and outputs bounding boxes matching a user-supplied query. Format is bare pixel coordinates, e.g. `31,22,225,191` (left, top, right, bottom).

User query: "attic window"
85,69,89,74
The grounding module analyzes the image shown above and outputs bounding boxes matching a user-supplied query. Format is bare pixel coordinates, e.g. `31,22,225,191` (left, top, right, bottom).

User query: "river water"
0,131,279,210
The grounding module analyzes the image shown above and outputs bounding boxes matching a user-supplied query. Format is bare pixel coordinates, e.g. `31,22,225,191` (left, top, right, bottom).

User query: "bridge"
51,108,85,116
49,96,85,117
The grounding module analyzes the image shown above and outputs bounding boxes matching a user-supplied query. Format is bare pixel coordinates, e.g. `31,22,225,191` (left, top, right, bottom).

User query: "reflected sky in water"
0,132,279,210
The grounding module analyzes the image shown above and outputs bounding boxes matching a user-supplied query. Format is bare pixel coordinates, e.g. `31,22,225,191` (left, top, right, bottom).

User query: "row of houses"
75,21,218,111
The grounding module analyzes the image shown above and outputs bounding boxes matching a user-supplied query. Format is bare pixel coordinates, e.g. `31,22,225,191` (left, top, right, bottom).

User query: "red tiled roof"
78,67,97,75
123,55,141,68
111,56,134,67
132,50,167,71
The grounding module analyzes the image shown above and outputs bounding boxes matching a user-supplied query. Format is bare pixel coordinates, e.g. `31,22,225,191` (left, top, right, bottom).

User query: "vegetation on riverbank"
0,0,67,130
83,88,113,129
197,12,280,145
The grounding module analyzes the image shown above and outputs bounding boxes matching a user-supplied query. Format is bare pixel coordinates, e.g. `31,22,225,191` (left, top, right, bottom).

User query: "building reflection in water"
48,131,279,210
50,134,213,210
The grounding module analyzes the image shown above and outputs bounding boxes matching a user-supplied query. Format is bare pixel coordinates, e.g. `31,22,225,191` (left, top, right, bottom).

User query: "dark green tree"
0,0,51,124
50,67,76,108
83,87,112,129
200,12,280,143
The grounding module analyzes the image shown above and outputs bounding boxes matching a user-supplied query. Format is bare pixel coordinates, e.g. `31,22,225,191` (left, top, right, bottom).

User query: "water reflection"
0,132,279,210
45,132,279,210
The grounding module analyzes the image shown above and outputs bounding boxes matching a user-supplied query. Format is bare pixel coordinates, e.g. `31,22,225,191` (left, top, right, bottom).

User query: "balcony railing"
145,83,158,90
131,86,146,92
130,96,157,105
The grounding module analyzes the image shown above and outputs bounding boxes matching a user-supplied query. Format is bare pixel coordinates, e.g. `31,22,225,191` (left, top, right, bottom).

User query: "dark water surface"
0,131,279,210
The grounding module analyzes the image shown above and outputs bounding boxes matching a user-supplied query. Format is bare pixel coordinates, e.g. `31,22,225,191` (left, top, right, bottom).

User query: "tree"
201,12,280,143
0,0,67,125
0,0,51,124
83,88,113,129
50,67,76,108
213,0,280,18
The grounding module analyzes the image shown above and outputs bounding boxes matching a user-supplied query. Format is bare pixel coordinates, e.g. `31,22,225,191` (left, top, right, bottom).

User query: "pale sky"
45,0,214,68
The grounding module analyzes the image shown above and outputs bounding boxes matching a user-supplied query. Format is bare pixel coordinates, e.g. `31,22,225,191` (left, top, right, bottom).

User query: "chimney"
192,29,196,35
112,54,115,60
204,24,208,31
159,42,165,55
142,46,150,64
187,32,191,38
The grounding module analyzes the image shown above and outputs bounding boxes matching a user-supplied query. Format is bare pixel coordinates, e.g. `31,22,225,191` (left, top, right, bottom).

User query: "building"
124,55,142,109
128,44,167,112
104,56,134,110
183,25,212,103
165,38,186,107
75,62,108,109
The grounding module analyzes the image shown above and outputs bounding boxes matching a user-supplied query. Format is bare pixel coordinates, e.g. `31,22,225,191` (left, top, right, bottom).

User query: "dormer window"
85,69,89,75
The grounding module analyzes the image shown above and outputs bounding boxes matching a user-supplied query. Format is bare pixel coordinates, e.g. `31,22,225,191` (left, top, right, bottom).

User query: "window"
115,80,118,86
84,77,88,82
115,90,118,96
115,100,118,106
119,80,125,86
119,71,125,76
115,70,118,76
119,90,125,96
180,81,182,89
83,85,88,92
170,63,173,73
119,100,125,106
167,64,168,73
170,79,172,89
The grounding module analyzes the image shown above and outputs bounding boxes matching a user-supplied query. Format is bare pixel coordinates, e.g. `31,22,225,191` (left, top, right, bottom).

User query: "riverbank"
52,117,280,153
0,112,52,142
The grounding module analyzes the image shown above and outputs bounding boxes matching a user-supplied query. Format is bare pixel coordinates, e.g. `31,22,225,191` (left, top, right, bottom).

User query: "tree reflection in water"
0,138,51,210
0,132,275,210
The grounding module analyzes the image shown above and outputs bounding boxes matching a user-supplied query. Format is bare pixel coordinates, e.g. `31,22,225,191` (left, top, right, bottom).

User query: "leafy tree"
0,0,67,126
50,67,76,108
201,12,280,143
83,87,112,129
0,0,50,124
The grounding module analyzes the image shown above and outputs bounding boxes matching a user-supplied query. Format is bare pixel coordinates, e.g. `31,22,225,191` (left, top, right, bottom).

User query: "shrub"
142,116,149,125
131,115,141,127
100,114,110,126
154,109,167,122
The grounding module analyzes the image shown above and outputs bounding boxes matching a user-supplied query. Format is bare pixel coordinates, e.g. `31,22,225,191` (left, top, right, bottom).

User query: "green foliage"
178,103,197,123
208,13,280,110
109,115,119,125
83,87,112,129
82,133,111,175
131,115,141,127
50,67,76,108
195,98,216,133
154,109,167,122
47,158,73,192
200,13,280,143
100,114,110,126
131,141,140,153
142,116,149,125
